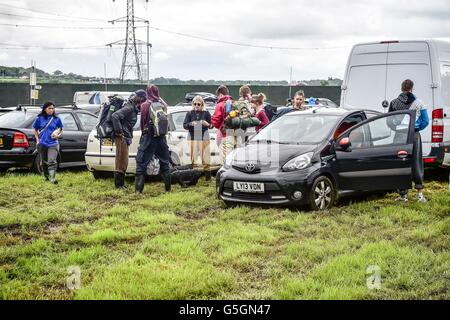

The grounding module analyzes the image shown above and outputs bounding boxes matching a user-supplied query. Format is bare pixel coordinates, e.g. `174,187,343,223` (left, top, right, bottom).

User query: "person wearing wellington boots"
33,101,64,184
111,89,147,189
135,84,171,194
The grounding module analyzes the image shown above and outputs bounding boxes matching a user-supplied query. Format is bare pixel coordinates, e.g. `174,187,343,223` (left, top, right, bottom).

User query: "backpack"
149,102,169,137
223,100,260,130
96,95,126,139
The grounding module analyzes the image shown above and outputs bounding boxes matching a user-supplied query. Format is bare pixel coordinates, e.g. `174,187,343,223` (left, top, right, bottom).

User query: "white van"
73,91,133,105
340,40,450,167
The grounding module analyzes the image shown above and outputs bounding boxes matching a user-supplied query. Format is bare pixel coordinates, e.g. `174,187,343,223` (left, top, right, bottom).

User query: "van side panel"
341,43,388,110
385,42,434,156
436,41,450,158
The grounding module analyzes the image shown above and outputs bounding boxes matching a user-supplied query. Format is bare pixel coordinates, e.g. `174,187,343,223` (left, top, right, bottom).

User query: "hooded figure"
388,80,429,203
135,84,171,194
389,92,429,131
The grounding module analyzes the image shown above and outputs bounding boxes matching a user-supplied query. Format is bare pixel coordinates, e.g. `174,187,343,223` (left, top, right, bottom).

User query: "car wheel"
92,170,112,179
309,176,335,211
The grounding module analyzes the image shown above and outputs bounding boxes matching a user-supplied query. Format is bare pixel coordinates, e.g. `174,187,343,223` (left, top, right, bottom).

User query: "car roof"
3,106,97,115
284,106,358,117
168,105,216,114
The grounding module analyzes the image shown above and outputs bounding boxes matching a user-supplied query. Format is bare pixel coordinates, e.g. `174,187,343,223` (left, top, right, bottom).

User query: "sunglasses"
193,103,202,107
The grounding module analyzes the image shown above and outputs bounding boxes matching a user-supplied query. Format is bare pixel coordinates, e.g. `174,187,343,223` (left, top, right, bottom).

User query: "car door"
167,111,190,166
57,112,85,164
334,110,416,191
74,111,98,160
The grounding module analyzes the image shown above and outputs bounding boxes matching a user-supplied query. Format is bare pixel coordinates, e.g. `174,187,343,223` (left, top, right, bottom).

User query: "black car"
216,107,417,210
0,106,98,172
184,92,217,103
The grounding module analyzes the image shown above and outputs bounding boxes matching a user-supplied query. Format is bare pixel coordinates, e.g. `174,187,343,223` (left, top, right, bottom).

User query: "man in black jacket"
111,89,147,189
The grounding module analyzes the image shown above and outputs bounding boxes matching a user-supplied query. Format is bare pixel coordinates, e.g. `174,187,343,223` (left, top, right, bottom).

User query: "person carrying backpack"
111,90,147,189
32,101,64,184
135,84,171,194
389,79,429,202
212,85,260,164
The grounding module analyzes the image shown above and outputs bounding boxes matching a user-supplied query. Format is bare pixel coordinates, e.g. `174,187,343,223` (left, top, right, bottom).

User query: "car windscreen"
0,111,37,128
170,108,217,132
251,114,341,145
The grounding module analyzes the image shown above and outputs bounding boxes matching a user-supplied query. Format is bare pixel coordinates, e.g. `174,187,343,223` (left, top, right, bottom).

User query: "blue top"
33,115,64,147
415,108,429,131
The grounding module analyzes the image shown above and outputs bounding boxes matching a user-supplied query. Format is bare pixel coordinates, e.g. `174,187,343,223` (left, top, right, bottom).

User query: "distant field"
0,170,449,299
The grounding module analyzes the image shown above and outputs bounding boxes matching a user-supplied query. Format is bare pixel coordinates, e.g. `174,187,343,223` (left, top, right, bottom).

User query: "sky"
0,0,449,81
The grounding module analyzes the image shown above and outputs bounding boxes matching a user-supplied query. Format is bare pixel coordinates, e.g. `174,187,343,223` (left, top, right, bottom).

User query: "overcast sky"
0,0,449,81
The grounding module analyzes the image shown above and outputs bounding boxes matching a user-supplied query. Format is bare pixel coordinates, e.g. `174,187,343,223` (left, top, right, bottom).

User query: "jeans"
136,134,171,176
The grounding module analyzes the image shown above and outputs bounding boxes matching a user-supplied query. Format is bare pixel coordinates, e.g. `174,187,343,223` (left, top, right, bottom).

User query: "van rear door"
385,41,434,155
342,43,389,111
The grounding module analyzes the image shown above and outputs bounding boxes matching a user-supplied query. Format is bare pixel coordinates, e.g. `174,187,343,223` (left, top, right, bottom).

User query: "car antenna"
312,105,329,114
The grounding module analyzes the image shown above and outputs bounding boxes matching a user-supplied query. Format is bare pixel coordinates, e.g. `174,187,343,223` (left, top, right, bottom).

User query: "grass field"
0,169,449,300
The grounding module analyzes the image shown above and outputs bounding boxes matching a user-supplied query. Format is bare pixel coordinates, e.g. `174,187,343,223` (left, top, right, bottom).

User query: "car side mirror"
337,137,352,151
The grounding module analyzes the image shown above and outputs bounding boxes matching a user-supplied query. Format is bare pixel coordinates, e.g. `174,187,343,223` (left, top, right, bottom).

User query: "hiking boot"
395,195,408,202
417,193,427,203
48,169,58,185
135,174,145,194
42,167,49,182
114,172,127,189
161,171,171,192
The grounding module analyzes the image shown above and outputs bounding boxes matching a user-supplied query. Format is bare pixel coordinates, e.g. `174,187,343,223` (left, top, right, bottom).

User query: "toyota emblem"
245,163,256,172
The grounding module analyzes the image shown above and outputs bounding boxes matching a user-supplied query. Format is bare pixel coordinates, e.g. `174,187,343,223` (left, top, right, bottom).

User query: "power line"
149,26,350,51
0,20,349,51
0,42,121,50
0,2,107,22
0,22,144,30
0,11,101,23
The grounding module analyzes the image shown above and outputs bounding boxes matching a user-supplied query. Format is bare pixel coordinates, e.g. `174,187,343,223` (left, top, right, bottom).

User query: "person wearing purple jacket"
135,84,171,194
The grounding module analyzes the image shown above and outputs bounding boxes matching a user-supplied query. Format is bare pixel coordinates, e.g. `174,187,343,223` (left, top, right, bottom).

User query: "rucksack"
149,102,169,137
96,95,125,139
223,100,260,130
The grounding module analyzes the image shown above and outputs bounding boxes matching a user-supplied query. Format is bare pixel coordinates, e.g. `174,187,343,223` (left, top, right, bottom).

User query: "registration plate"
102,138,113,146
233,181,265,193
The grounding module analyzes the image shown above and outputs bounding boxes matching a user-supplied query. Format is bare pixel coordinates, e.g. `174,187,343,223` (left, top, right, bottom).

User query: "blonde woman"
183,96,213,181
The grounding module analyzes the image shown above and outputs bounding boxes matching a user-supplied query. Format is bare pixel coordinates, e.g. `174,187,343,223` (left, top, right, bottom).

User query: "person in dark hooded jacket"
389,79,429,202
135,84,171,194
111,90,147,189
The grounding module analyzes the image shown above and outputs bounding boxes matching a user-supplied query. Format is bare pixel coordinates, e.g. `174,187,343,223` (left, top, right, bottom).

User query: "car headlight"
282,152,313,171
223,150,236,169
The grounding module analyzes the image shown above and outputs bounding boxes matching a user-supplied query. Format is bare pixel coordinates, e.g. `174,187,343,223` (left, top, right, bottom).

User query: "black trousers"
136,134,171,176
412,132,424,190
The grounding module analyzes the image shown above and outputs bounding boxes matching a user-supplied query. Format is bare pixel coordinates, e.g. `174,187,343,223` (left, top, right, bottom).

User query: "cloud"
153,52,169,61
0,0,450,80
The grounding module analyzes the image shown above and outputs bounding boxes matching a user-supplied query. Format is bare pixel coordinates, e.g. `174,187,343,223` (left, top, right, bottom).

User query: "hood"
398,92,416,105
231,142,317,169
146,84,161,103
217,95,233,104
